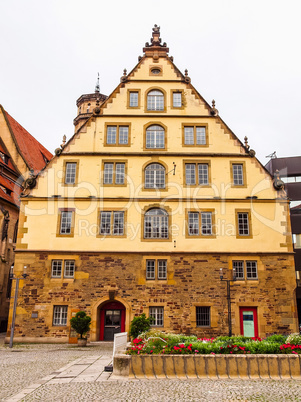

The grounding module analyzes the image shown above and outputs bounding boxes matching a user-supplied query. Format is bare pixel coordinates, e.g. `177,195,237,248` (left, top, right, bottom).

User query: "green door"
242,311,255,337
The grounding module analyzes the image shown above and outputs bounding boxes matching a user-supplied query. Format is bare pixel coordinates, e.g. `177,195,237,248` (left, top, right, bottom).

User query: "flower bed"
126,331,301,355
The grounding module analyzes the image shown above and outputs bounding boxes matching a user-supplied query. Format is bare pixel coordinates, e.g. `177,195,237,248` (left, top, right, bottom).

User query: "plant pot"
77,338,87,347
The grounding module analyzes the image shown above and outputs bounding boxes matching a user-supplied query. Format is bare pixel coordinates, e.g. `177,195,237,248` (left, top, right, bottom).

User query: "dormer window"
0,151,9,164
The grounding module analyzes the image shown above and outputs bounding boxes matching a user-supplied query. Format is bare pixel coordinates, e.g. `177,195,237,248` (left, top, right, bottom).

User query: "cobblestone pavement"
0,334,113,401
1,334,301,401
19,379,301,402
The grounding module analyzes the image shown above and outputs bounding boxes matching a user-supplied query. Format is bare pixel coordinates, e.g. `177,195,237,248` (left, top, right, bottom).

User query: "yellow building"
7,26,298,343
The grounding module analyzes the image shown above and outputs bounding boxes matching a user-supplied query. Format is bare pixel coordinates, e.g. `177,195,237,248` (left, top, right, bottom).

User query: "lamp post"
220,268,236,337
9,266,28,348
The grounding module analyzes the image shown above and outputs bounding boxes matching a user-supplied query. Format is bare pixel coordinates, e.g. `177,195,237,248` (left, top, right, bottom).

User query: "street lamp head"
232,267,236,281
219,268,223,280
22,265,28,279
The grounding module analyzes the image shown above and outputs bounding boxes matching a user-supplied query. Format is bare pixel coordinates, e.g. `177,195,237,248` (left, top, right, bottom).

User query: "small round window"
151,68,161,75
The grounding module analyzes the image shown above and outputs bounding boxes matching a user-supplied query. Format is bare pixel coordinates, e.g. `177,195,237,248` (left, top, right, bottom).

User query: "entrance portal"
99,301,126,341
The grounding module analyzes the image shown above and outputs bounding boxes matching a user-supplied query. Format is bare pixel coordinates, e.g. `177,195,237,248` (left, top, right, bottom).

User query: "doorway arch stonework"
91,296,131,342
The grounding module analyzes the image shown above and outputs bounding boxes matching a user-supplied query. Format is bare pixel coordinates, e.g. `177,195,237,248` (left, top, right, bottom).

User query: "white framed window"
99,211,124,236
184,126,206,145
65,163,77,184
146,260,156,279
233,260,258,280
198,164,209,185
51,260,62,278
51,260,75,278
145,163,166,189
100,212,111,235
185,164,196,185
144,208,169,239
146,259,167,280
185,163,209,185
188,212,199,235
106,126,129,145
107,126,117,144
103,162,125,185
237,212,249,236
246,261,258,279
149,307,164,326
64,260,75,278
60,211,73,235
201,212,212,235
129,92,139,107
233,260,244,279
157,260,167,279
53,305,68,326
196,306,210,327
232,164,244,185
146,125,165,149
147,90,164,111
173,92,182,108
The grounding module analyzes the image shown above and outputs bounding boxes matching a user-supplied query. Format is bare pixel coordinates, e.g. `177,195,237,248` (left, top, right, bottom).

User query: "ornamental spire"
95,72,100,93
143,25,169,58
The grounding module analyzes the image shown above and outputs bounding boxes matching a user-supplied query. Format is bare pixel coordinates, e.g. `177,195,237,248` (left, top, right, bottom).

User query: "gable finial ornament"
244,136,250,150
143,25,169,56
120,68,127,83
210,99,219,116
61,135,66,148
22,169,38,196
153,24,160,33
243,135,256,156
273,169,285,194
95,72,100,93
184,69,191,83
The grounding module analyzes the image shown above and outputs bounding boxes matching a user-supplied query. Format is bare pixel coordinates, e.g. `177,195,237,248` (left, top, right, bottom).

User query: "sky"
1,0,300,164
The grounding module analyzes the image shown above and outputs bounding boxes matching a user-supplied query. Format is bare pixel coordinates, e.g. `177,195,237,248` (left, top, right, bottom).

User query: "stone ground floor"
8,251,298,343
1,334,301,402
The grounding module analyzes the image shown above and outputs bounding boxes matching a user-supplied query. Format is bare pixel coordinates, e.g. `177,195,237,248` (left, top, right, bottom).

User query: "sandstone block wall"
7,251,298,342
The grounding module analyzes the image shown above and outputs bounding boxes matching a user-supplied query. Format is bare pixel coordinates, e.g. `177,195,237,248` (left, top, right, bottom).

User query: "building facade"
7,26,298,343
265,156,301,326
0,105,52,331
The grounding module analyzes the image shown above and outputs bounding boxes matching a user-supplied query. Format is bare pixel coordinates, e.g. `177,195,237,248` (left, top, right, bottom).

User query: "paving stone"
1,335,301,402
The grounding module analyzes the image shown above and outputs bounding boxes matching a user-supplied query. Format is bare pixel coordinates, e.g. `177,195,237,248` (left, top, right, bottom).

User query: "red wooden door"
99,301,125,341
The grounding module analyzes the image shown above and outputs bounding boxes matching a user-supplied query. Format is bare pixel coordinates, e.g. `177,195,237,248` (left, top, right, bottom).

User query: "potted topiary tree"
70,311,91,346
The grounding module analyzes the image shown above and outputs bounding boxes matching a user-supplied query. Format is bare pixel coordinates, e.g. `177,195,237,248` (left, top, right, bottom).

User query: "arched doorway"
99,301,126,341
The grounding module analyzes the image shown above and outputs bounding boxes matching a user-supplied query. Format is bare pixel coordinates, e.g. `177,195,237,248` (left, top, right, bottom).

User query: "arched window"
146,125,165,149
145,163,166,189
144,208,169,239
147,90,164,111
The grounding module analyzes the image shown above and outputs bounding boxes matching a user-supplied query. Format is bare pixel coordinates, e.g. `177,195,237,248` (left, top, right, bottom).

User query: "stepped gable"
100,25,212,114
3,108,52,171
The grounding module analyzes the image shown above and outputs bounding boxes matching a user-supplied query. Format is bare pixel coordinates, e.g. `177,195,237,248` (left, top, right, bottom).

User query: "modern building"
0,105,52,331
7,26,298,343
265,156,301,326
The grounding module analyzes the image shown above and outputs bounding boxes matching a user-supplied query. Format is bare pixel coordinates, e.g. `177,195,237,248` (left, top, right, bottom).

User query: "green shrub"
129,314,154,339
265,334,287,344
286,333,301,345
70,311,91,339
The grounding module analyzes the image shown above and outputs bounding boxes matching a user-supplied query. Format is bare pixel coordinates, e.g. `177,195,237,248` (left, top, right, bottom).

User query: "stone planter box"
113,354,301,379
